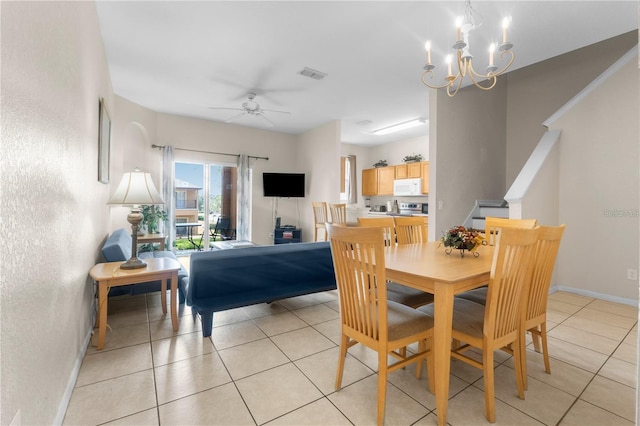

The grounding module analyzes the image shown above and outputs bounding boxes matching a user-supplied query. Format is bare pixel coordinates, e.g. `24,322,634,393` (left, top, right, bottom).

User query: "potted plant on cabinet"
402,153,424,163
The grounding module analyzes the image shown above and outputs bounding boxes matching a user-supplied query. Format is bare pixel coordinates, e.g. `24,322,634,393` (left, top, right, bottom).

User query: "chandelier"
421,0,515,97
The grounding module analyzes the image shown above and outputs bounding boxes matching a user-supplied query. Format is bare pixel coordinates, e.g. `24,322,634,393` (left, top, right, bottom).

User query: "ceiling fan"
208,92,291,127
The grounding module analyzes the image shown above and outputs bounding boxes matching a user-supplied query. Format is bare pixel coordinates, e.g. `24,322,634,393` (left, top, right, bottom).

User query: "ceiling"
95,1,637,146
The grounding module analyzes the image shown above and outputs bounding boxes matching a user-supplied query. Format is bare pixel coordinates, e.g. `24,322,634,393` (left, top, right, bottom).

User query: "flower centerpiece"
440,225,485,257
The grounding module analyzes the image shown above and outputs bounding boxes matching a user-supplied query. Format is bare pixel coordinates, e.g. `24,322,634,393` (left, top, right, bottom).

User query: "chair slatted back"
485,217,537,246
527,225,565,322
329,203,347,224
327,224,387,342
312,202,328,224
485,227,538,343
394,216,427,245
357,216,396,247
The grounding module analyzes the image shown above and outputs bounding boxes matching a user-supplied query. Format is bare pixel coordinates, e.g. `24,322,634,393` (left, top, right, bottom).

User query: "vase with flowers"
440,225,485,257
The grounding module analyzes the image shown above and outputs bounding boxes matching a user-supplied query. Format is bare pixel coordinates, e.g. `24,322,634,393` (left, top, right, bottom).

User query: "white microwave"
393,178,422,196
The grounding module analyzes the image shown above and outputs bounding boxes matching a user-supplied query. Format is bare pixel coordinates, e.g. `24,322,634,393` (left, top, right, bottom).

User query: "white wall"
297,121,341,241
1,2,114,424
550,56,639,303
505,31,637,188
368,134,429,166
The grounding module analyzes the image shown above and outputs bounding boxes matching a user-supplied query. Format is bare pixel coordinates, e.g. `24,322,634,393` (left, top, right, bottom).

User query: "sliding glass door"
174,161,238,251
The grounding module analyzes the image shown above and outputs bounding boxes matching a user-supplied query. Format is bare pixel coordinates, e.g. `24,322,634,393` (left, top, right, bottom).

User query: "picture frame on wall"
98,97,111,184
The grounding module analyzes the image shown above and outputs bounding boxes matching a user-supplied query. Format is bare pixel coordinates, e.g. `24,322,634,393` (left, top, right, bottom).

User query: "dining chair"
326,224,434,426
519,224,565,387
456,224,565,391
419,227,539,423
328,203,347,225
357,216,396,246
358,216,434,309
456,217,538,304
394,216,428,245
312,201,329,241
485,216,537,246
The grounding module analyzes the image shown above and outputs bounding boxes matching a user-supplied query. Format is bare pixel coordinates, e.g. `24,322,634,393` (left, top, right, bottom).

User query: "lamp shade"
107,169,164,205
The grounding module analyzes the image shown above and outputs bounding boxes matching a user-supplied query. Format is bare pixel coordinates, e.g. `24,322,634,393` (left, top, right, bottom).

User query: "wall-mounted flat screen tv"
263,172,305,197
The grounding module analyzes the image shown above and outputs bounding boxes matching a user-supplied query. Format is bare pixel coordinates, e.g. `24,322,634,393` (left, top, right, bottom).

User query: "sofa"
187,241,337,337
101,228,189,303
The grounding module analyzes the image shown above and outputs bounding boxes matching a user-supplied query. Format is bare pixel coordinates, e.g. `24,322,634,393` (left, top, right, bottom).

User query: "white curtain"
236,154,252,241
162,146,175,251
348,155,357,204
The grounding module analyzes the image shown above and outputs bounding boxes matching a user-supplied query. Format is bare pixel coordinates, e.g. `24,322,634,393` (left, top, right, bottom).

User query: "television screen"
263,173,305,197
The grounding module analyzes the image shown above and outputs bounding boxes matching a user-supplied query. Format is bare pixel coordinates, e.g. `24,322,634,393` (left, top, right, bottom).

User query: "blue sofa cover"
187,241,337,337
101,228,189,303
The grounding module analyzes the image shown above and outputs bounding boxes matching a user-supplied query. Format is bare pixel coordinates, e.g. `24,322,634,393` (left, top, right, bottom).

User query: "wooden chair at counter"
419,227,539,422
312,201,329,241
394,216,428,245
327,224,434,426
328,203,347,225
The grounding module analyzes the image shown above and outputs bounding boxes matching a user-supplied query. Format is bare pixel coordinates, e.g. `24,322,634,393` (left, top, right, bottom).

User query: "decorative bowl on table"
440,225,485,258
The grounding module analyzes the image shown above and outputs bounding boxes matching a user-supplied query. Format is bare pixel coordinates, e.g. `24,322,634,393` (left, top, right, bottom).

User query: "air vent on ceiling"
298,67,327,80
356,120,373,126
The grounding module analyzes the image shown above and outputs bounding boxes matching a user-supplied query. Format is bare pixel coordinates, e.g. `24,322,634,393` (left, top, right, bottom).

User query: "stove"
398,202,422,215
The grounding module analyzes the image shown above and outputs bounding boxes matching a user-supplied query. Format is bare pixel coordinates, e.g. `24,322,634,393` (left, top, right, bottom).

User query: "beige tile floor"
64,284,637,425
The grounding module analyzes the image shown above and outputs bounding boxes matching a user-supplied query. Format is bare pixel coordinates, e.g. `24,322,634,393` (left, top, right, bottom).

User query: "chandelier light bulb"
456,16,463,41
502,17,510,43
446,54,453,76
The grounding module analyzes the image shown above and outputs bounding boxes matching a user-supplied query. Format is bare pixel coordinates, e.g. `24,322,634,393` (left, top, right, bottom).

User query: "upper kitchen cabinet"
421,162,429,194
362,166,395,196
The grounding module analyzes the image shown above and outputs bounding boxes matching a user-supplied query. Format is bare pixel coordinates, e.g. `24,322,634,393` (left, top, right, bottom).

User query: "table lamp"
108,168,165,269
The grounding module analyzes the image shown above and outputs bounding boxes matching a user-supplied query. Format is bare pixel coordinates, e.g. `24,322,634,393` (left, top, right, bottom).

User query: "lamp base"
120,258,147,270
122,207,147,270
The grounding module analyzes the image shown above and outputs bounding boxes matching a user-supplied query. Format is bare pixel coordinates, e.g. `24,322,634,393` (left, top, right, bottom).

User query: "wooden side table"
138,233,166,250
89,257,181,349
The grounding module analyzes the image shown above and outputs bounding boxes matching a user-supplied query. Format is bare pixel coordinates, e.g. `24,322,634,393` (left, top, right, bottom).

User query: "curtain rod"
151,144,269,161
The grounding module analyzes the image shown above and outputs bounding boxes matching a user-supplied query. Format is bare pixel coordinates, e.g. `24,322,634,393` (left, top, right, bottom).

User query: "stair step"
479,206,509,218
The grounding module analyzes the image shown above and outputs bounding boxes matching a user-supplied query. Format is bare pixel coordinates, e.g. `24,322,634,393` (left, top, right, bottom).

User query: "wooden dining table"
385,241,495,426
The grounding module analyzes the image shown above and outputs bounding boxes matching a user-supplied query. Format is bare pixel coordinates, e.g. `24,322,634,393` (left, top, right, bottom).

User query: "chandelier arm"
467,61,498,90
493,49,515,76
457,51,469,78
447,73,465,97
421,71,455,90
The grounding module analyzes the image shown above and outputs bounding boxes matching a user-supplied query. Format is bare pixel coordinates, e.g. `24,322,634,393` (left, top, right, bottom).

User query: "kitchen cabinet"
378,166,395,195
421,162,430,194
362,168,378,196
408,162,422,178
362,166,395,196
395,164,407,179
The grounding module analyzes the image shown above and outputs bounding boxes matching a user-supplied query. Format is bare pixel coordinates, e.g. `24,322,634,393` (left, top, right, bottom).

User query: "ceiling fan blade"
256,113,274,127
261,108,291,115
224,112,247,123
208,106,245,111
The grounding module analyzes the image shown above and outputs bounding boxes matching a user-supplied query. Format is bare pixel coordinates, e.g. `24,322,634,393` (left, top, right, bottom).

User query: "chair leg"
483,349,496,423
530,326,542,353
335,334,349,390
514,338,526,400
540,322,551,374
425,339,435,394
377,351,388,426
520,329,528,391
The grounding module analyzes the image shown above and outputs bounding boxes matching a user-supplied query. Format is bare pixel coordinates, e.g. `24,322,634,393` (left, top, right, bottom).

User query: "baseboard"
550,284,639,308
54,310,95,425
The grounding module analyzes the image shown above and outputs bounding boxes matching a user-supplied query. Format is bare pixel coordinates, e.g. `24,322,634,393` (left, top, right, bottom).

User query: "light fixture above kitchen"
421,0,515,97
372,118,427,136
